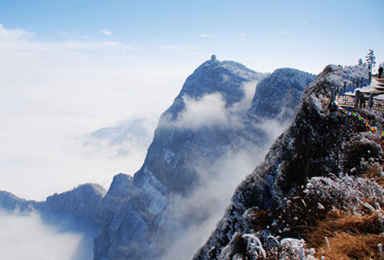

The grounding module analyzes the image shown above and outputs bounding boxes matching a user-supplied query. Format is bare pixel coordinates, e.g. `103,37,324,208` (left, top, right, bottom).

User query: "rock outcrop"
192,65,382,259
45,183,106,225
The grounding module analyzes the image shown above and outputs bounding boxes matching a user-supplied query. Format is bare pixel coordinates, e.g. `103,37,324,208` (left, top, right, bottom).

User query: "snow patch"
163,148,175,164
148,192,168,215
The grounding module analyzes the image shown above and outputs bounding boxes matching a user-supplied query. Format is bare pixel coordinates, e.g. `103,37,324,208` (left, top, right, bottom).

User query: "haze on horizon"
0,0,383,200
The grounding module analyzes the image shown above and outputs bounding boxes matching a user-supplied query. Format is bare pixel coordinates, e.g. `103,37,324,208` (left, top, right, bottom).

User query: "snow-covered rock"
192,65,381,259
0,190,36,212
249,68,315,121
45,183,106,225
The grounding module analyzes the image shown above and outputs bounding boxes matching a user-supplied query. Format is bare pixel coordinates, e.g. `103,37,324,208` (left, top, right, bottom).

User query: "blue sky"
0,0,383,201
1,0,383,72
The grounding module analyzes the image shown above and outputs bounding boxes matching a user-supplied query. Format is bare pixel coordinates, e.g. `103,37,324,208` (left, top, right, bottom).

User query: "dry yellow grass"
315,232,384,259
300,104,384,259
305,169,384,260
306,209,384,259
363,166,384,187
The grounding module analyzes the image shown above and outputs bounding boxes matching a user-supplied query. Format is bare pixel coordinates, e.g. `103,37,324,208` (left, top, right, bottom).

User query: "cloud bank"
0,210,88,260
162,119,289,260
0,24,189,200
159,80,290,259
173,81,258,131
176,93,228,130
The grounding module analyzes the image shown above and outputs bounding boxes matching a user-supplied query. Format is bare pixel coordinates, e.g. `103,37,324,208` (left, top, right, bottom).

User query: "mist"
173,81,259,130
0,209,99,260
1,23,298,259
159,80,292,259
163,120,289,260
0,24,193,201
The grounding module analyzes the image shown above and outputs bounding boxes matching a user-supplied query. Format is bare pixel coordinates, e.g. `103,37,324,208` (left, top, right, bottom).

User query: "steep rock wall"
192,65,380,259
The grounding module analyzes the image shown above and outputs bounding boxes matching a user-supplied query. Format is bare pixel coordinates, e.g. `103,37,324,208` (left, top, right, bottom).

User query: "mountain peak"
164,59,268,122
249,67,316,121
94,60,315,260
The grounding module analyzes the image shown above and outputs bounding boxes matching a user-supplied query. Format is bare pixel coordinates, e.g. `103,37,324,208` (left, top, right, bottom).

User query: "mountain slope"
249,67,315,121
94,59,315,260
192,64,383,259
94,58,268,260
237,68,315,150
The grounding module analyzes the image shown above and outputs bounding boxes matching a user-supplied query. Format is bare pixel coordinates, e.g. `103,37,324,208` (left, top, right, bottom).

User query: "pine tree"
357,58,363,66
365,49,376,72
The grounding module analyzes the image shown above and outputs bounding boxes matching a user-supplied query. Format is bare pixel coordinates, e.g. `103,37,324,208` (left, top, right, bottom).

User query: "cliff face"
248,68,315,122
192,65,384,259
238,68,315,150
93,60,316,260
94,59,268,260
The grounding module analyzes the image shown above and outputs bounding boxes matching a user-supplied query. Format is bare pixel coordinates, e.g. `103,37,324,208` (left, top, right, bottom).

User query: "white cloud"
171,81,257,131
83,118,152,159
100,29,112,35
182,93,227,128
175,93,228,130
283,30,292,35
240,33,254,38
0,210,85,260
0,24,33,40
300,21,309,24
103,41,119,46
163,119,289,260
0,25,189,200
200,34,214,37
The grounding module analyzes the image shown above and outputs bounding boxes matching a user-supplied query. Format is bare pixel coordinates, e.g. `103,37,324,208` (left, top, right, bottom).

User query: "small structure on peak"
211,54,216,61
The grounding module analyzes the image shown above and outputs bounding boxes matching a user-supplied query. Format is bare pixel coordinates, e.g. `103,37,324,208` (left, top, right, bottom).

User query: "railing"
336,95,384,112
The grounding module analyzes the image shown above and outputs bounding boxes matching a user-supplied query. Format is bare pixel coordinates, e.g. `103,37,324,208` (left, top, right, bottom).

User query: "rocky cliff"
93,60,315,260
192,65,384,259
45,183,106,225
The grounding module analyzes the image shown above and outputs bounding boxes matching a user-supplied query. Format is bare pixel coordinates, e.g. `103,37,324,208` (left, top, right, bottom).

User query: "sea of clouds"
0,24,193,259
0,23,290,259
